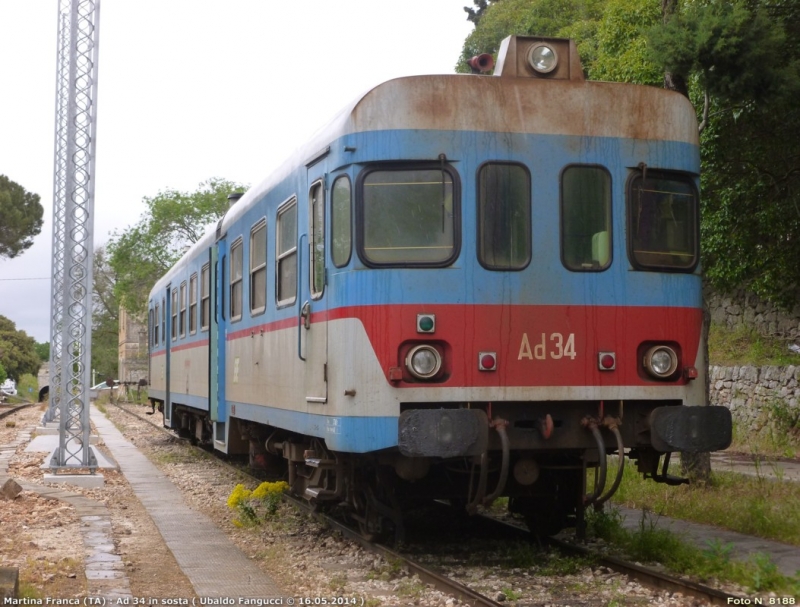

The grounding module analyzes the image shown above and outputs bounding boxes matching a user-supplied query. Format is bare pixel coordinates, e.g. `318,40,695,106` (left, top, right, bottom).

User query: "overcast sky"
0,1,474,343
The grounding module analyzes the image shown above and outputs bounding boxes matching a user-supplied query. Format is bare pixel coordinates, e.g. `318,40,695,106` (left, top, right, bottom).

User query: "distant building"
118,307,148,384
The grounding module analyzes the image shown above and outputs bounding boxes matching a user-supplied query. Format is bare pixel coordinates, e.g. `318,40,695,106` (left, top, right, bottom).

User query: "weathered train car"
148,36,731,537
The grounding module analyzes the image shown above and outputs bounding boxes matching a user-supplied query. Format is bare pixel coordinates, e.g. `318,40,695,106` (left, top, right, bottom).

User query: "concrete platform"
89,405,284,598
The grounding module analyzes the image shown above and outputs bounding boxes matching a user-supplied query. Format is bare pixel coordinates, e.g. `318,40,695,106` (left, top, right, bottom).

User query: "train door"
163,284,173,427
212,239,229,443
209,247,220,423
301,174,328,404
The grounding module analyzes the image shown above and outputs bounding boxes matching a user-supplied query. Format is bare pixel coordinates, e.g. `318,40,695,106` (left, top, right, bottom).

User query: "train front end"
316,36,731,535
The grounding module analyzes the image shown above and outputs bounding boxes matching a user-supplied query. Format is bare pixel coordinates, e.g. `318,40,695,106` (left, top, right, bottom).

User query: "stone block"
0,478,22,500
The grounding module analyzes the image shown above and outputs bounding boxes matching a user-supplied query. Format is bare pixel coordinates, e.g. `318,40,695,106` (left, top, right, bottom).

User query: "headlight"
643,345,678,379
527,43,558,74
406,345,442,380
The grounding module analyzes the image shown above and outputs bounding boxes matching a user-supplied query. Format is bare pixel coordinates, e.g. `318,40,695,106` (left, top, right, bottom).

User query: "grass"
708,323,798,366
586,507,800,594
607,458,800,546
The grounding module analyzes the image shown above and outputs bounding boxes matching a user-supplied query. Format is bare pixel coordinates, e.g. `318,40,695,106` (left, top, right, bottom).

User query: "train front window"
628,171,698,271
360,166,458,266
478,162,531,270
561,166,612,271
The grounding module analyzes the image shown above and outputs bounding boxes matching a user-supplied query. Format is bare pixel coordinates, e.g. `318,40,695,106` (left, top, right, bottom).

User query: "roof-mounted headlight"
527,43,558,74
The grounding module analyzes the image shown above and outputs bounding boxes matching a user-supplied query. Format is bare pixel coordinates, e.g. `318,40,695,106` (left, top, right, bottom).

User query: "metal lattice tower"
47,0,101,471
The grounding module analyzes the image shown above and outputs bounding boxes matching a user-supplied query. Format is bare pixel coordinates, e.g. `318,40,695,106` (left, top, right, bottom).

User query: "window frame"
171,289,178,342
153,303,159,346
476,161,532,272
276,197,298,308
179,281,187,338
626,168,700,273
161,297,166,344
249,219,267,316
559,164,613,273
309,180,325,300
356,162,461,268
200,263,210,332
189,273,198,335
331,174,352,268
230,237,244,322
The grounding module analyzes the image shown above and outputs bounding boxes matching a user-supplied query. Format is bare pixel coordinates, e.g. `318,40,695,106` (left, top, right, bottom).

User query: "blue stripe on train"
230,401,397,453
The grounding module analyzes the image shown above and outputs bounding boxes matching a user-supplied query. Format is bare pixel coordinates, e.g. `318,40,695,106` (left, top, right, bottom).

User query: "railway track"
106,401,746,606
0,402,36,421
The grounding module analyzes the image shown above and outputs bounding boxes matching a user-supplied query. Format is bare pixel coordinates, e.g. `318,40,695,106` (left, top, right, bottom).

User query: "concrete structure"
118,307,148,385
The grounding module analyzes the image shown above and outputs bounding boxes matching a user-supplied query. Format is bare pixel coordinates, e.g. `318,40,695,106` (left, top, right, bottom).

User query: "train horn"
467,53,494,73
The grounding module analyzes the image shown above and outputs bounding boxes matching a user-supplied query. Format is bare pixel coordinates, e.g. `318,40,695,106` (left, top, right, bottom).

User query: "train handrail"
297,233,308,361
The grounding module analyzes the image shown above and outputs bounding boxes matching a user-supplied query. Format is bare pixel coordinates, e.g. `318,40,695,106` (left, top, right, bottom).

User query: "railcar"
147,36,732,537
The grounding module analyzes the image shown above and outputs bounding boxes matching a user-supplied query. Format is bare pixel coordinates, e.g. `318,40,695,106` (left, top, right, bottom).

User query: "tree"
464,0,493,24
647,0,800,309
0,175,44,259
35,342,50,363
107,178,246,316
0,316,41,381
92,247,120,380
0,362,7,385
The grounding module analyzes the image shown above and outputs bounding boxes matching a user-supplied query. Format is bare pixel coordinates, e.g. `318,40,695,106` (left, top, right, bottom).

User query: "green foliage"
108,178,246,316
34,342,49,362
0,174,44,259
0,315,41,382
91,248,119,380
708,323,798,366
648,1,800,106
586,507,800,592
588,0,662,84
17,373,38,399
0,361,6,385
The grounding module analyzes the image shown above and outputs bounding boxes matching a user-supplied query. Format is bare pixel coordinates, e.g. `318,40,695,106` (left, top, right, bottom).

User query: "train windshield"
361,167,457,266
628,172,698,271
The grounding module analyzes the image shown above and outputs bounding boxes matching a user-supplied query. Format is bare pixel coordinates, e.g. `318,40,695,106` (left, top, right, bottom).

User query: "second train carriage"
147,36,732,536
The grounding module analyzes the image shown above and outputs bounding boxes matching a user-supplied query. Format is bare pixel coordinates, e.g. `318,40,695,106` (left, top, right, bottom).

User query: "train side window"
276,198,298,307
179,282,187,338
478,162,531,270
627,170,698,272
331,175,351,267
561,166,612,271
153,304,159,345
189,273,198,335
200,264,210,331
310,181,325,299
161,298,166,343
230,238,244,322
171,289,178,341
359,165,459,266
250,220,267,315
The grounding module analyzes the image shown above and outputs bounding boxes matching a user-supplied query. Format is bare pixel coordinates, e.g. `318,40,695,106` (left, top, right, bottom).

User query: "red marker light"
478,352,497,371
684,366,698,380
598,352,616,371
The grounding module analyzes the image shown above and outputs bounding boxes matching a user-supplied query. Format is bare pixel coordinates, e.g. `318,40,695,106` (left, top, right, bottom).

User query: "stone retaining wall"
706,288,800,340
710,365,800,437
